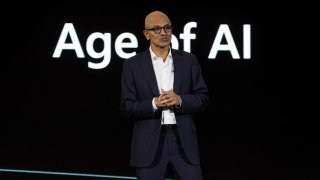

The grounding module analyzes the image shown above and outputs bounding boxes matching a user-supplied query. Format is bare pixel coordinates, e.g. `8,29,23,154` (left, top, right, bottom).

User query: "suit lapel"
142,50,160,96
172,50,181,93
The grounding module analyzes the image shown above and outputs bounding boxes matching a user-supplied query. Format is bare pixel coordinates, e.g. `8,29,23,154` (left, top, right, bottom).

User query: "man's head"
143,11,172,49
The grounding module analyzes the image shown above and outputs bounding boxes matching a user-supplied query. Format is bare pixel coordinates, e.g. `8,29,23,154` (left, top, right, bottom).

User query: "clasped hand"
155,89,181,108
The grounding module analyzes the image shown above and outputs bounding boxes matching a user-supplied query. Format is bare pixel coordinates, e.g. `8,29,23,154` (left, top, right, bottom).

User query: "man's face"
144,15,172,48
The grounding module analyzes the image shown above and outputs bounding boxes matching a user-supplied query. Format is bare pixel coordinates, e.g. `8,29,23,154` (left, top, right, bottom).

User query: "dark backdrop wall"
1,1,316,180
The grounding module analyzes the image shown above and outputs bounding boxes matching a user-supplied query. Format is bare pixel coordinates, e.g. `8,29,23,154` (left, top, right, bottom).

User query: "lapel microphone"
171,61,175,72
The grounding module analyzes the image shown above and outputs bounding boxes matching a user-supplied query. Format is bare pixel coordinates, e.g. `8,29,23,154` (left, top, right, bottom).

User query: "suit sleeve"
120,61,156,120
179,54,209,113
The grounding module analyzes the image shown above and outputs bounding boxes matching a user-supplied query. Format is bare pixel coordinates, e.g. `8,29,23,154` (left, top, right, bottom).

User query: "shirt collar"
149,46,172,61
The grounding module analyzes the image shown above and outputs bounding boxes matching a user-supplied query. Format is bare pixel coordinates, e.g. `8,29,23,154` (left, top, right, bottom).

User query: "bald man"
120,10,209,180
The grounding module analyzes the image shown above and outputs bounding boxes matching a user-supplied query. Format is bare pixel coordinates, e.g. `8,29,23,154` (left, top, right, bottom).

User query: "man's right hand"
155,93,167,108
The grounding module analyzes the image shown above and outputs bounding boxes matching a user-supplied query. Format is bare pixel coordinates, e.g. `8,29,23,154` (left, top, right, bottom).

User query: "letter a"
208,24,240,59
52,23,85,58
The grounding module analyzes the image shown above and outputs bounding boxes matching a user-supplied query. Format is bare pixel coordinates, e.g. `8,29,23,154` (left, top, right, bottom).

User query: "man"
120,10,209,180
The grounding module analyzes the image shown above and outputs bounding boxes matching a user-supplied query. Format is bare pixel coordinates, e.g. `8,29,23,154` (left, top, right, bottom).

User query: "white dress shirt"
150,47,177,125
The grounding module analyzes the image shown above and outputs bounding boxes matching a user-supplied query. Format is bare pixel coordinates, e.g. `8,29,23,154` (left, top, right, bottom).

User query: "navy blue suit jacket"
120,49,209,167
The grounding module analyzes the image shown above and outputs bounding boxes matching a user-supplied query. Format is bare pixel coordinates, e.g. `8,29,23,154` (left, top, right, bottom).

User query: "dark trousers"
136,125,203,180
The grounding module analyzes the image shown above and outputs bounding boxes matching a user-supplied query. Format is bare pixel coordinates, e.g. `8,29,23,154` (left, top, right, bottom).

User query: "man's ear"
143,30,150,40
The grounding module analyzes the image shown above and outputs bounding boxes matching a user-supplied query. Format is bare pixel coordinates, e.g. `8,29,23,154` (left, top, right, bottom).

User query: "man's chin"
159,43,170,48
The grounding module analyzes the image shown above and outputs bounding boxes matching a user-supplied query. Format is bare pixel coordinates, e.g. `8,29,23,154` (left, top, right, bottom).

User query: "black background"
1,1,317,179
